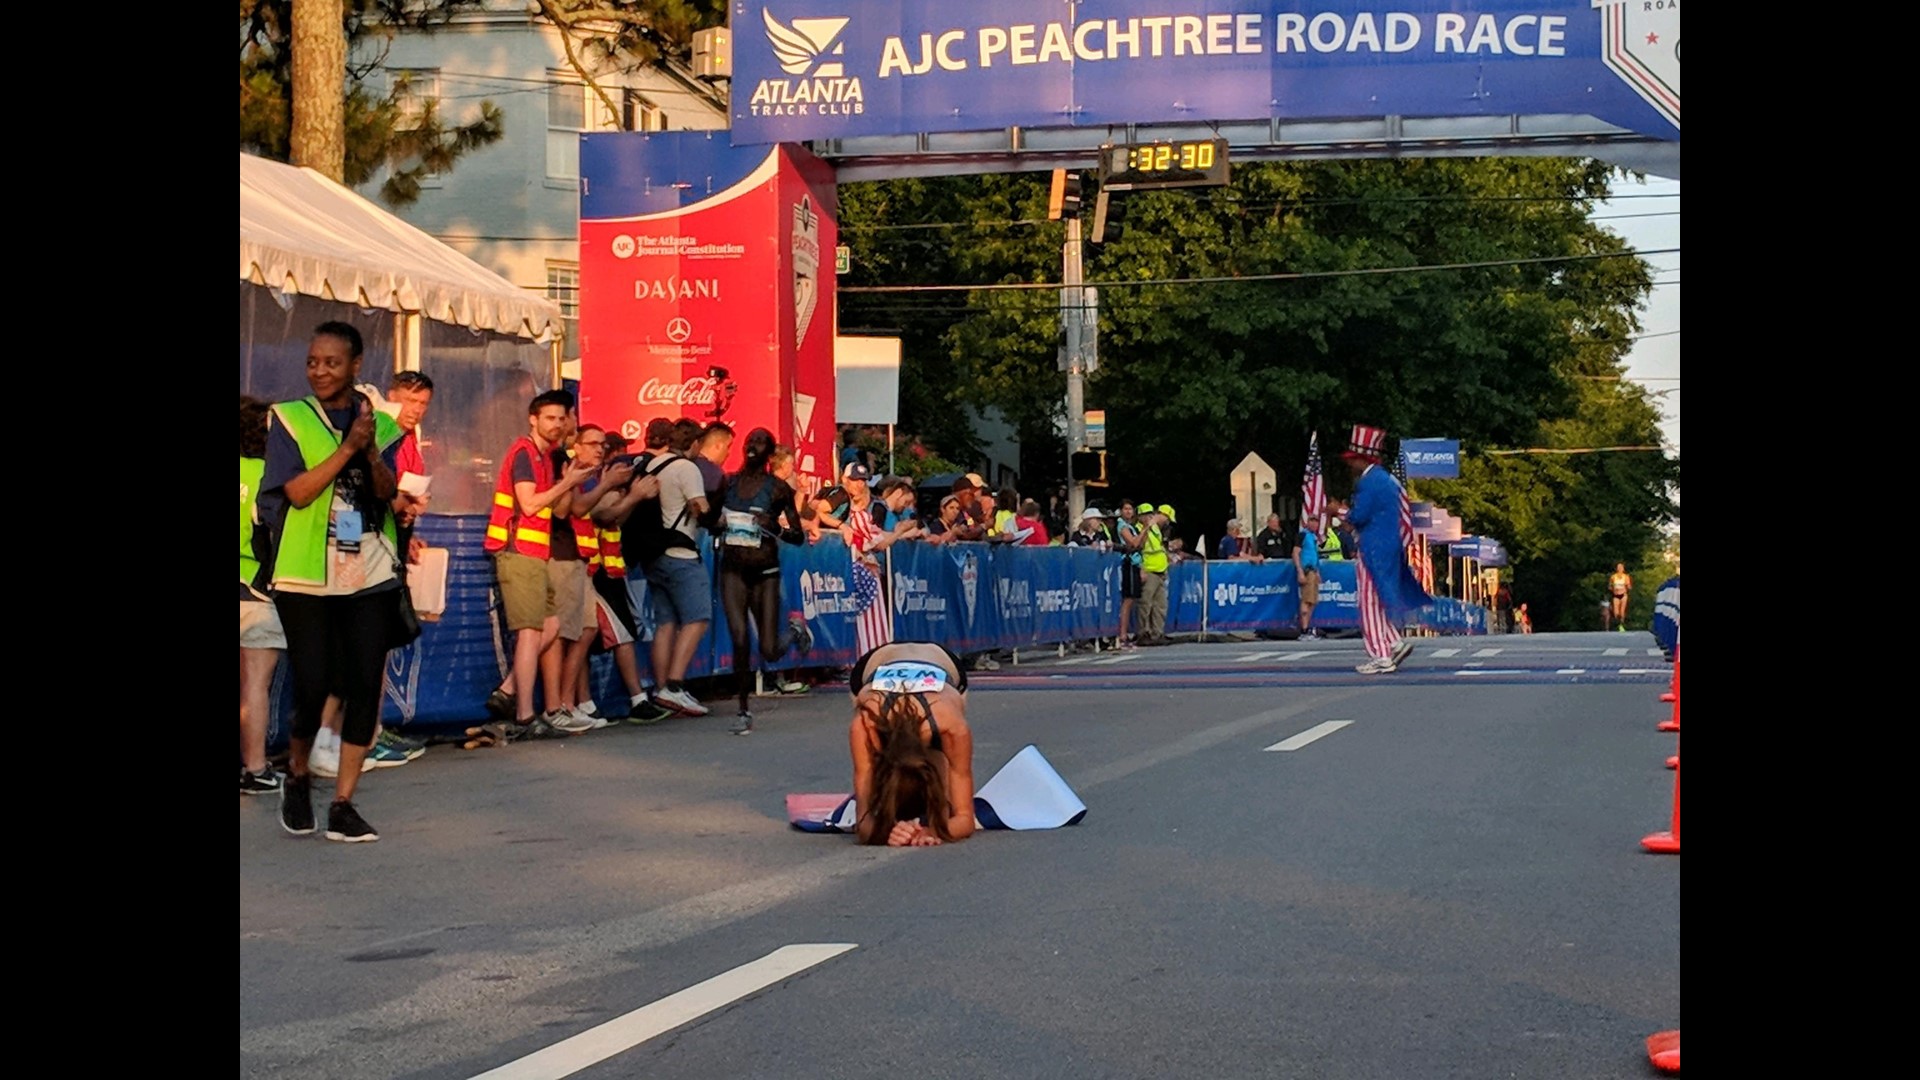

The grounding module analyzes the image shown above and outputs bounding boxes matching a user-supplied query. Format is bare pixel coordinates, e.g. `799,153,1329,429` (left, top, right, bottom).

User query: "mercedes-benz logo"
666,317,692,343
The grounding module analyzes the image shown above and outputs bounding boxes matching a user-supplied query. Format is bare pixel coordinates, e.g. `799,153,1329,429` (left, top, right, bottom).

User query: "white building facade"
354,2,730,361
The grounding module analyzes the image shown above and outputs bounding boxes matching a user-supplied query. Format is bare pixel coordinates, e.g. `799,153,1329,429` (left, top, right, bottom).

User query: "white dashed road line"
1091,652,1142,665
470,944,858,1080
1264,720,1354,752
1472,648,1504,657
1604,647,1628,657
1431,648,1461,658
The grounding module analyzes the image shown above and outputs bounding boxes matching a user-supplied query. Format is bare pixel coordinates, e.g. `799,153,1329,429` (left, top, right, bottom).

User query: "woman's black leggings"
721,566,793,708
274,590,391,748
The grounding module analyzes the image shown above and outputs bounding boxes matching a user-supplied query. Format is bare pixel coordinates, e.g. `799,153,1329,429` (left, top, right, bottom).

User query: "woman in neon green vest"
240,395,284,796
258,321,404,844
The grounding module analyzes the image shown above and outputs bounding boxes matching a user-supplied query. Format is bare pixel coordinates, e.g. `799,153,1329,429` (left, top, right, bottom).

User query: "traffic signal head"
1048,169,1084,221
1092,188,1126,243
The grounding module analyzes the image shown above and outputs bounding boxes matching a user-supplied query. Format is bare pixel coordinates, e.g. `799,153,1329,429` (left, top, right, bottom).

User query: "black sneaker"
325,800,379,843
240,769,282,796
730,711,755,736
626,697,673,725
280,774,315,835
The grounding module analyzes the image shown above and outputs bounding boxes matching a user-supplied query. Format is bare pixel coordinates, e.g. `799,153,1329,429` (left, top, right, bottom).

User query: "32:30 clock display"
1098,138,1231,191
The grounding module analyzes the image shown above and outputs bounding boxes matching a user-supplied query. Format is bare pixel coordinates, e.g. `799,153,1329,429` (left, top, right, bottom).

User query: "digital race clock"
1097,139,1231,192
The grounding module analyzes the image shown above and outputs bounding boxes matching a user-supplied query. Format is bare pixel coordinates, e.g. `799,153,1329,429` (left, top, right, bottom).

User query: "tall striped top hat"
1342,424,1387,464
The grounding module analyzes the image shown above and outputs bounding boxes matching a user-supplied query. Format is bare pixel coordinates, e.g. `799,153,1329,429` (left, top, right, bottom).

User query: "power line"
1482,446,1667,455
840,248,1679,294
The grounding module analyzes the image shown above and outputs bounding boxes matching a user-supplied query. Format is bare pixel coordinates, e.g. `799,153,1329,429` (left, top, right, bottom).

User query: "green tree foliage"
239,1,725,205
836,157,1676,624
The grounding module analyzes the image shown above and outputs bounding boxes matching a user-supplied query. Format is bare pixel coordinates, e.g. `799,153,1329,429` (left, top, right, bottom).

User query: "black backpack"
623,452,698,565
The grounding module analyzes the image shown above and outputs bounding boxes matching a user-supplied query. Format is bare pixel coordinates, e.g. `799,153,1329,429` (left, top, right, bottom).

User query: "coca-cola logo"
636,377,719,406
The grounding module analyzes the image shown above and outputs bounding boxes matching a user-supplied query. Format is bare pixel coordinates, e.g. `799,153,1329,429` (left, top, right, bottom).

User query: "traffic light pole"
1062,216,1087,523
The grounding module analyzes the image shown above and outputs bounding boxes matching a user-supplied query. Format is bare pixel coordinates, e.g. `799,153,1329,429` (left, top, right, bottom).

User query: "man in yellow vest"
480,390,595,740
1136,505,1172,645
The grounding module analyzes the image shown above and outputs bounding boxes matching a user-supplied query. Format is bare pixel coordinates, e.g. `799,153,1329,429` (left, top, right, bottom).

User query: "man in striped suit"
1340,425,1429,674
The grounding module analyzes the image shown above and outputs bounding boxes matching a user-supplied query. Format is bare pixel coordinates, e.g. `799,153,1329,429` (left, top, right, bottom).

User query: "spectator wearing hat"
1135,504,1173,645
1065,507,1108,548
1340,424,1428,674
925,494,965,544
812,459,873,531
948,475,989,541
1293,512,1324,639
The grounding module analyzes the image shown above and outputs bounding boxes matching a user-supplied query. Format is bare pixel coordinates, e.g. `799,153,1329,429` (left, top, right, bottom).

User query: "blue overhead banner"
1401,439,1461,478
731,1,1681,144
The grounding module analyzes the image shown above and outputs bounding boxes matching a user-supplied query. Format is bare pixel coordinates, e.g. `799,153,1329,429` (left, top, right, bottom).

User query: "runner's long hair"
857,691,954,845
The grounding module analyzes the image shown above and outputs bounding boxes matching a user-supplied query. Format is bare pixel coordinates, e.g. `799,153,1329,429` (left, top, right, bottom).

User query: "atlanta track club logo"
1593,0,1679,130
763,9,848,76
752,9,865,119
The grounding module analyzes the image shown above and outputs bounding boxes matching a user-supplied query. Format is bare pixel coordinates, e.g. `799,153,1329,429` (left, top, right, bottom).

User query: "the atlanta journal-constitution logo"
754,9,865,118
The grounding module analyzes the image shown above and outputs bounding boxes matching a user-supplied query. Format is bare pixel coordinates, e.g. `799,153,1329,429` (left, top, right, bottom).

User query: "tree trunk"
289,0,346,181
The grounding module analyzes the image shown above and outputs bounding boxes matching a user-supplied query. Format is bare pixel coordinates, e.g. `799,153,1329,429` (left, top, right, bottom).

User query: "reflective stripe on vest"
1141,526,1169,573
1321,529,1344,561
598,526,626,578
240,455,263,586
573,517,601,569
483,436,553,558
269,397,402,588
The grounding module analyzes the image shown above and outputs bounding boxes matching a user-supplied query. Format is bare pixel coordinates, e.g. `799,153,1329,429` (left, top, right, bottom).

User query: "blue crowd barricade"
273,516,1496,736
1652,575,1679,657
1313,562,1361,628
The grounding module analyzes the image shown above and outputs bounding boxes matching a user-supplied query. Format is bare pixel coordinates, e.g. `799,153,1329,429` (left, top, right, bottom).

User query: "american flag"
1300,432,1326,538
1392,445,1415,546
1391,446,1433,593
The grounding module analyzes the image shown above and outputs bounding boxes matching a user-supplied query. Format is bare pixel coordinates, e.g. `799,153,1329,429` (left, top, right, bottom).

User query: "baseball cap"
940,494,961,509
964,472,986,489
842,461,872,481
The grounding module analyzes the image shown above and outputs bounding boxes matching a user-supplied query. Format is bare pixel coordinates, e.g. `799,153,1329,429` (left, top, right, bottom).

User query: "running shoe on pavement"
325,799,379,843
280,774,315,835
240,769,282,796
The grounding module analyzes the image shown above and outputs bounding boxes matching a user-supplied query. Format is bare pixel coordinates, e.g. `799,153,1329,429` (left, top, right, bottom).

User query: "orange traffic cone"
1657,649,1680,732
1642,749,1679,854
1646,1029,1679,1072
1659,645,1678,703
1665,754,1677,770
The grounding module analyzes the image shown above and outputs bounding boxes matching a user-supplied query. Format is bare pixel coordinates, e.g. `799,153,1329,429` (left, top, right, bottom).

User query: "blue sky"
1591,174,1679,457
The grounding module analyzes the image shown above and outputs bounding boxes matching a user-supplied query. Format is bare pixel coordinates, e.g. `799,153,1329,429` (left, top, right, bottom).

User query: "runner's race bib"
869,662,948,694
723,509,763,548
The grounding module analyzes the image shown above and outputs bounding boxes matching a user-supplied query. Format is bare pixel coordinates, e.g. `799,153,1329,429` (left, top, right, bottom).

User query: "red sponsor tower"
578,134,837,488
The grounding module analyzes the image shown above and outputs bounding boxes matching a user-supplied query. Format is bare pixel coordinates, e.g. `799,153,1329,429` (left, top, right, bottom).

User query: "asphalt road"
239,630,1681,1080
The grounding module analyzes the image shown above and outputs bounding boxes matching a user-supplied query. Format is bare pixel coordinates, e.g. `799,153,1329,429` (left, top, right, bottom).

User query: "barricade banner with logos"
1197,560,1299,632
1400,439,1461,478
731,1,1681,146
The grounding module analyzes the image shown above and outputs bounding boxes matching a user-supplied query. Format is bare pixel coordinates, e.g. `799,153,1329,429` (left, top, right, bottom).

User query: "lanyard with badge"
305,400,365,555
